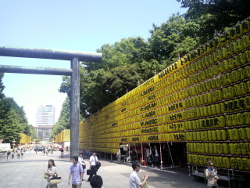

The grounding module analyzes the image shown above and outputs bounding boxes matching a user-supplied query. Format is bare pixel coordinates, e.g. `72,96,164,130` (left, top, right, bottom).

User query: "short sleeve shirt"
47,166,57,185
90,155,98,165
69,164,84,185
129,171,141,188
78,156,85,165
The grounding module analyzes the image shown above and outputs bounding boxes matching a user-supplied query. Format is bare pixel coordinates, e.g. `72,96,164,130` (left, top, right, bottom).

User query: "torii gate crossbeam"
0,46,102,158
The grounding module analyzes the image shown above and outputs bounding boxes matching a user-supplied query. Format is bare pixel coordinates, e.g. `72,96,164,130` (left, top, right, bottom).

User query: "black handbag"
82,164,86,169
87,169,94,175
96,161,101,169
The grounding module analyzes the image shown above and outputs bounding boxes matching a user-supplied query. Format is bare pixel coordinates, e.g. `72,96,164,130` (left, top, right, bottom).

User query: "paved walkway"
0,151,226,188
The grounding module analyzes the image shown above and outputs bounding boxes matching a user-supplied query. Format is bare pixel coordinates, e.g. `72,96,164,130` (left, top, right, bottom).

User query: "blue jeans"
154,156,160,166
146,156,151,165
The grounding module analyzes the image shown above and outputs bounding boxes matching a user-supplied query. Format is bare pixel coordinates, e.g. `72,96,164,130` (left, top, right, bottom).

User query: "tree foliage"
0,74,38,144
148,14,201,62
50,96,70,139
1,108,22,144
177,0,250,42
59,15,201,118
0,73,5,100
59,3,248,118
0,97,38,144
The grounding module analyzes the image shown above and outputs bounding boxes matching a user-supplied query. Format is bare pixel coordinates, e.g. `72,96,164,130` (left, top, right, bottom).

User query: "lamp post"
12,139,16,150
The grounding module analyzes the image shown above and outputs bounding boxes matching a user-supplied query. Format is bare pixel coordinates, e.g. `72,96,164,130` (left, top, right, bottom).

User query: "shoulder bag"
50,178,62,184
142,181,148,188
87,169,95,175
50,176,62,184
44,172,50,179
96,161,101,169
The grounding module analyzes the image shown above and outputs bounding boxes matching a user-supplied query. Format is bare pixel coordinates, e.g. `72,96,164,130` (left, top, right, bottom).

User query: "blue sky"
0,0,187,126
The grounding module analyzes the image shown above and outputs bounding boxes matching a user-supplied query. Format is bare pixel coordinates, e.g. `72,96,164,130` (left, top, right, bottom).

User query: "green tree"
59,15,204,118
59,38,150,118
0,97,39,144
50,96,70,139
0,73,5,100
177,0,250,42
0,106,22,144
59,76,71,96
95,37,150,71
148,13,201,63
29,125,39,140
0,73,38,142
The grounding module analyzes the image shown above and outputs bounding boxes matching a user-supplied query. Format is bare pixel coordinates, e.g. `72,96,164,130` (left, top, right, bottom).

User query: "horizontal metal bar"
0,64,73,76
0,46,102,62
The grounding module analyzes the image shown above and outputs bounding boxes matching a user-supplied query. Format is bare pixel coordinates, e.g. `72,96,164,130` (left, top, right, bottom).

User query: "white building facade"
35,105,55,141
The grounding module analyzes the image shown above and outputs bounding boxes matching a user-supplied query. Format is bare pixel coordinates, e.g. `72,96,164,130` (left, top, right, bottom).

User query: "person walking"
153,145,160,168
129,162,148,188
87,152,99,182
68,156,84,188
16,150,20,159
205,161,219,188
7,150,11,160
20,148,24,158
60,147,64,158
116,148,121,164
47,159,58,188
145,147,152,167
11,150,15,159
78,153,86,181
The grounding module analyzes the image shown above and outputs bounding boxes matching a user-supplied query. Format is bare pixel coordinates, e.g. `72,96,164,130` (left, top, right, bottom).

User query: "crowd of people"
6,146,55,160
46,152,103,188
129,160,220,188
7,145,220,188
6,148,25,160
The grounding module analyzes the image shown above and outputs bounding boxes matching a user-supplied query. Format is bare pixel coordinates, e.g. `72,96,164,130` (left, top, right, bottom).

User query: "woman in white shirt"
47,159,58,188
78,153,86,180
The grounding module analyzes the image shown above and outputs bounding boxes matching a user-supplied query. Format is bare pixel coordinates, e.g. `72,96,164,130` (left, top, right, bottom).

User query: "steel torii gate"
0,46,102,158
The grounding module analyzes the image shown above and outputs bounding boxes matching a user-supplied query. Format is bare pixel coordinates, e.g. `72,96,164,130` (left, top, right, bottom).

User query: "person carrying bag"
46,159,61,188
87,152,99,182
205,161,219,188
78,153,86,180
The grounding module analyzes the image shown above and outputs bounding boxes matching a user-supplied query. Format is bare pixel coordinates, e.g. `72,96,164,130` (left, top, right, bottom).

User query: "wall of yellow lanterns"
80,17,250,172
55,129,70,143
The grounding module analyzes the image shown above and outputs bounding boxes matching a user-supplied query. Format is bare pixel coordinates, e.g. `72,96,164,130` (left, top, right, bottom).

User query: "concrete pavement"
0,150,226,188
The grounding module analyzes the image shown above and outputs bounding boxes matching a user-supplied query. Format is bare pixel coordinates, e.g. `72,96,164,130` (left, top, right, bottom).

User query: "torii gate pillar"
70,57,80,158
0,46,102,159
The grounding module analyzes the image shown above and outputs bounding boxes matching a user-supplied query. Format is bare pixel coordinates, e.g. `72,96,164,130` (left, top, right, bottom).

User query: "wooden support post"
141,142,144,166
128,144,130,163
160,143,163,169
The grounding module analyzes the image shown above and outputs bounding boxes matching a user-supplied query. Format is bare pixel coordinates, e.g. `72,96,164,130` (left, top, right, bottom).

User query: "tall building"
35,105,55,141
